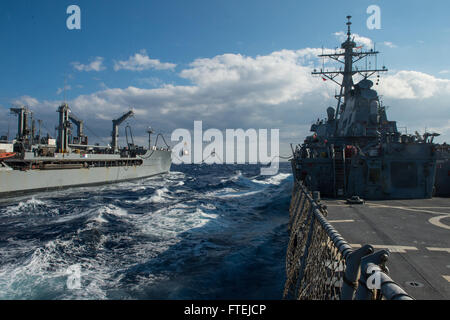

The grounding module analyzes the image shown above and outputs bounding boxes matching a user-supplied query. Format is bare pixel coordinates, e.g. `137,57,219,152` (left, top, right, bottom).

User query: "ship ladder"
333,146,346,197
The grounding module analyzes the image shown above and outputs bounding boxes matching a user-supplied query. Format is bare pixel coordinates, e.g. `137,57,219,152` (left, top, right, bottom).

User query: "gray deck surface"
323,197,450,300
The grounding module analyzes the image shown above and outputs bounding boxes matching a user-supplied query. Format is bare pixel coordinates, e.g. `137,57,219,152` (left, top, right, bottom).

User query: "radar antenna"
312,16,388,119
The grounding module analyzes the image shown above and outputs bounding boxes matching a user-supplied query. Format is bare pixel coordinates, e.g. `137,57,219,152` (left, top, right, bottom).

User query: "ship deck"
323,197,450,300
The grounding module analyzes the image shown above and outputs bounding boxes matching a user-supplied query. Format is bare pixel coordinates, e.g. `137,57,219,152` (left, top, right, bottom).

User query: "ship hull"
0,149,172,197
435,158,450,197
291,143,437,200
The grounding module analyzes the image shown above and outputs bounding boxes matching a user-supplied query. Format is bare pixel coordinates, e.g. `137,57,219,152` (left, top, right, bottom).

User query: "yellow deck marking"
371,245,418,253
325,201,450,230
366,203,449,216
330,202,450,231
426,247,450,254
326,204,354,207
349,244,418,253
406,207,450,209
326,203,450,213
329,219,355,223
428,215,450,231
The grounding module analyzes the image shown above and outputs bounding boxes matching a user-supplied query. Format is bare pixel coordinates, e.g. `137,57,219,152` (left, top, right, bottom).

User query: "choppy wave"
0,163,292,299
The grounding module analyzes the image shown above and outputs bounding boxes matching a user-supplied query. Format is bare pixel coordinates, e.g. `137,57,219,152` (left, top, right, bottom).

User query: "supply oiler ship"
0,103,172,197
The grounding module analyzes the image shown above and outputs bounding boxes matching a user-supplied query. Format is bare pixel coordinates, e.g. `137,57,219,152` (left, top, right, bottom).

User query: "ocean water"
0,163,293,300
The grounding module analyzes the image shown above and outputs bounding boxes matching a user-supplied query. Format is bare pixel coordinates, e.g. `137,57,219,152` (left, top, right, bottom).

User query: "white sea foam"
200,203,216,210
0,164,290,299
167,171,185,178
99,205,128,217
215,190,261,198
0,223,118,299
199,211,218,219
134,187,170,204
149,187,169,203
1,197,58,217
205,172,291,200
0,238,80,299
220,170,242,183
131,186,147,192
252,173,291,185
204,187,237,198
90,213,108,224
135,201,220,241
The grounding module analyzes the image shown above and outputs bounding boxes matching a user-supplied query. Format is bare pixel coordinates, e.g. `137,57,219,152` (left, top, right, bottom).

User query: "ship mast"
312,16,388,119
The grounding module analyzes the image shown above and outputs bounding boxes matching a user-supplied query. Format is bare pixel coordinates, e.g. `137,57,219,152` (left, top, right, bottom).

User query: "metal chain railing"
283,181,414,300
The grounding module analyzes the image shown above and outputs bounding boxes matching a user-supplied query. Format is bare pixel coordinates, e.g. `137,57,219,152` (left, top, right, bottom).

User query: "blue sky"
1,0,450,154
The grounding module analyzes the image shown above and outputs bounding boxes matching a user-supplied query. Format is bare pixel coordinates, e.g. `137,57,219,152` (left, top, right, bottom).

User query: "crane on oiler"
111,110,134,153
68,113,87,145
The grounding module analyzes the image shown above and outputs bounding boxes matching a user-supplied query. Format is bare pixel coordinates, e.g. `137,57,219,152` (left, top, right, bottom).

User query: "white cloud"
44,48,334,153
334,31,373,48
113,50,176,71
136,77,164,87
376,71,450,140
5,48,450,151
382,41,397,48
334,33,396,49
69,56,450,145
56,85,72,95
378,70,450,100
11,95,39,107
439,70,450,74
72,57,106,72
178,50,325,105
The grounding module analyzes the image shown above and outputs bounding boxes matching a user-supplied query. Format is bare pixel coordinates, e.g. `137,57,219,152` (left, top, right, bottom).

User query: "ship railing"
283,181,413,300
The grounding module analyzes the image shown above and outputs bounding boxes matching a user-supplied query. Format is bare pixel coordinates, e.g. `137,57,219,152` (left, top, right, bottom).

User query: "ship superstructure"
435,143,450,197
291,16,437,199
0,103,171,197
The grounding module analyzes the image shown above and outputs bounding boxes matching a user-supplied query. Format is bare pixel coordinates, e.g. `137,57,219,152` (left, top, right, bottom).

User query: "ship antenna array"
7,112,11,140
63,75,68,104
311,16,388,119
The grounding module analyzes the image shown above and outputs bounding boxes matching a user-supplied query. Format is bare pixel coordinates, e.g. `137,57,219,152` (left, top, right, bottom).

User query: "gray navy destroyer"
291,16,439,200
0,103,172,197
287,16,450,300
